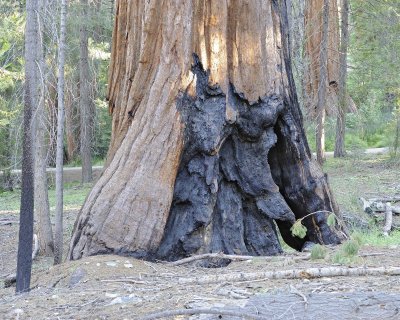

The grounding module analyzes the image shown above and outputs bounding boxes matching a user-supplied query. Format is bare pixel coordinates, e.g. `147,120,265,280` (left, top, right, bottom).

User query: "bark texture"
315,0,329,164
69,0,345,261
304,0,338,118
79,0,93,183
54,0,67,265
16,0,37,293
334,0,349,157
33,0,54,256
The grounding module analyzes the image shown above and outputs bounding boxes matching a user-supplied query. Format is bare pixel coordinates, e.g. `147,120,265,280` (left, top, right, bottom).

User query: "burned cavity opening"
267,113,344,250
267,118,310,251
156,55,311,263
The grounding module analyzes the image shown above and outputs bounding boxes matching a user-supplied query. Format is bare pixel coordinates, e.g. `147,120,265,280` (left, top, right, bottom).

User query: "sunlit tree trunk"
334,0,349,157
54,0,67,265
16,0,37,293
304,0,340,120
69,0,345,262
315,0,330,164
33,0,54,256
80,0,93,183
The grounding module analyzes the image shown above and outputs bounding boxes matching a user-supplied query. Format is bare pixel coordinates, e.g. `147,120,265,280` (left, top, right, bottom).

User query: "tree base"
155,56,345,262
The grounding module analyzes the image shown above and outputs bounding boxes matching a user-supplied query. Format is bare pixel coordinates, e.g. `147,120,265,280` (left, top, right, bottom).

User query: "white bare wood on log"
177,266,400,285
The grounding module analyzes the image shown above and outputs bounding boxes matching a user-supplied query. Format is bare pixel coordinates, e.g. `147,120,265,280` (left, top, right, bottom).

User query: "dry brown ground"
1,156,399,319
1,209,400,319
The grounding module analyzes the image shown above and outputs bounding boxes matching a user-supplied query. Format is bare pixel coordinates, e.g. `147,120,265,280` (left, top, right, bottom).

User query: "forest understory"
1,155,400,319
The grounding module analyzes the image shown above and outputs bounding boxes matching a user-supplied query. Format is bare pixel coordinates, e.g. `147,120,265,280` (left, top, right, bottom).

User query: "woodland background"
0,0,399,185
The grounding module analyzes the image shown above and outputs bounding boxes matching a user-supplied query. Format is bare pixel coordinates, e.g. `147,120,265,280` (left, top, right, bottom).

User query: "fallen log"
368,196,400,203
138,308,266,320
359,197,400,214
164,252,311,266
177,266,400,285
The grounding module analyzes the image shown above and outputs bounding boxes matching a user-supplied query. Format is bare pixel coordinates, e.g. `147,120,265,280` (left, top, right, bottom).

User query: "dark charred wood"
156,56,345,262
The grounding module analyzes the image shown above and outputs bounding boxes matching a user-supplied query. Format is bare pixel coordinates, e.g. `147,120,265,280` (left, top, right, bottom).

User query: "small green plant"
290,220,307,239
290,211,338,239
331,239,360,265
310,244,327,260
350,231,364,246
342,239,360,256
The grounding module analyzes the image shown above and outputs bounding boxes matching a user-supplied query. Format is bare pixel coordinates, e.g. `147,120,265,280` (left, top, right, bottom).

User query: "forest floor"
0,154,400,319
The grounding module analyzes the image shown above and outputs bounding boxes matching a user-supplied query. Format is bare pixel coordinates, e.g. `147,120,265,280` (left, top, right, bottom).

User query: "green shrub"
310,244,327,260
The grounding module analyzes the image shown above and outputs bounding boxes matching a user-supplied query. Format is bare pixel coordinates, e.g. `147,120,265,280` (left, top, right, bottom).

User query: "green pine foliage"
0,1,114,183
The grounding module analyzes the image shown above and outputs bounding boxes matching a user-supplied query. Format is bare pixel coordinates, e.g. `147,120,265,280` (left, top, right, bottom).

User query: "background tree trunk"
54,0,67,265
33,0,54,256
334,0,349,157
65,74,79,162
304,0,340,119
80,0,93,183
315,0,329,164
69,0,345,262
16,0,37,293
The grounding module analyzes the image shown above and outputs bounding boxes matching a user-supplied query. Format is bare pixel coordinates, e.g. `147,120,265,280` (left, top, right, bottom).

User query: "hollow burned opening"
156,56,343,262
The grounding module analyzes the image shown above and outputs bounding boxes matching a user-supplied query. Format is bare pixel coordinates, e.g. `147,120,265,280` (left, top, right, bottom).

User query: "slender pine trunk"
334,0,349,157
16,0,38,293
316,0,330,165
54,0,67,265
34,0,54,256
80,0,93,183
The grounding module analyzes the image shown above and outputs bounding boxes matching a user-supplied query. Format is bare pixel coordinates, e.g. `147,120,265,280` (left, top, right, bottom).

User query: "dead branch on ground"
138,308,266,320
164,252,311,266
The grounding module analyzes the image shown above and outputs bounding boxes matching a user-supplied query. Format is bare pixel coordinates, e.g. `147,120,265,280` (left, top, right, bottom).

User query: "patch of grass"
0,182,93,212
310,244,327,260
48,183,93,211
0,189,20,211
351,229,400,247
324,154,400,214
331,251,361,265
342,239,360,256
331,239,361,265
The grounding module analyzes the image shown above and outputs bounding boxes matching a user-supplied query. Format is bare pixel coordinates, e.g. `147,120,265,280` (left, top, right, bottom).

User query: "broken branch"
138,308,266,320
164,252,310,266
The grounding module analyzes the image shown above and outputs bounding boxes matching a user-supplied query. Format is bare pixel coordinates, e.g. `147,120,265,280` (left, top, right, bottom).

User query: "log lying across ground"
177,266,400,285
360,197,400,214
360,197,400,235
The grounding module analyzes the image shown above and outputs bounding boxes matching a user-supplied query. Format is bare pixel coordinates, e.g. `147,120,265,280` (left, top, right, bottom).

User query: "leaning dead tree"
69,0,345,262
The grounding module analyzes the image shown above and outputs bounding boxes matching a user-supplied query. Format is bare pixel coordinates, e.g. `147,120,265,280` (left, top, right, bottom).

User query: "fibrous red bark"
69,0,346,262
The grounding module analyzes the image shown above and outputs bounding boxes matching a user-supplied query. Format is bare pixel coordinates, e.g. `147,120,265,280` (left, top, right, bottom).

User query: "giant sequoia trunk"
69,0,345,262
